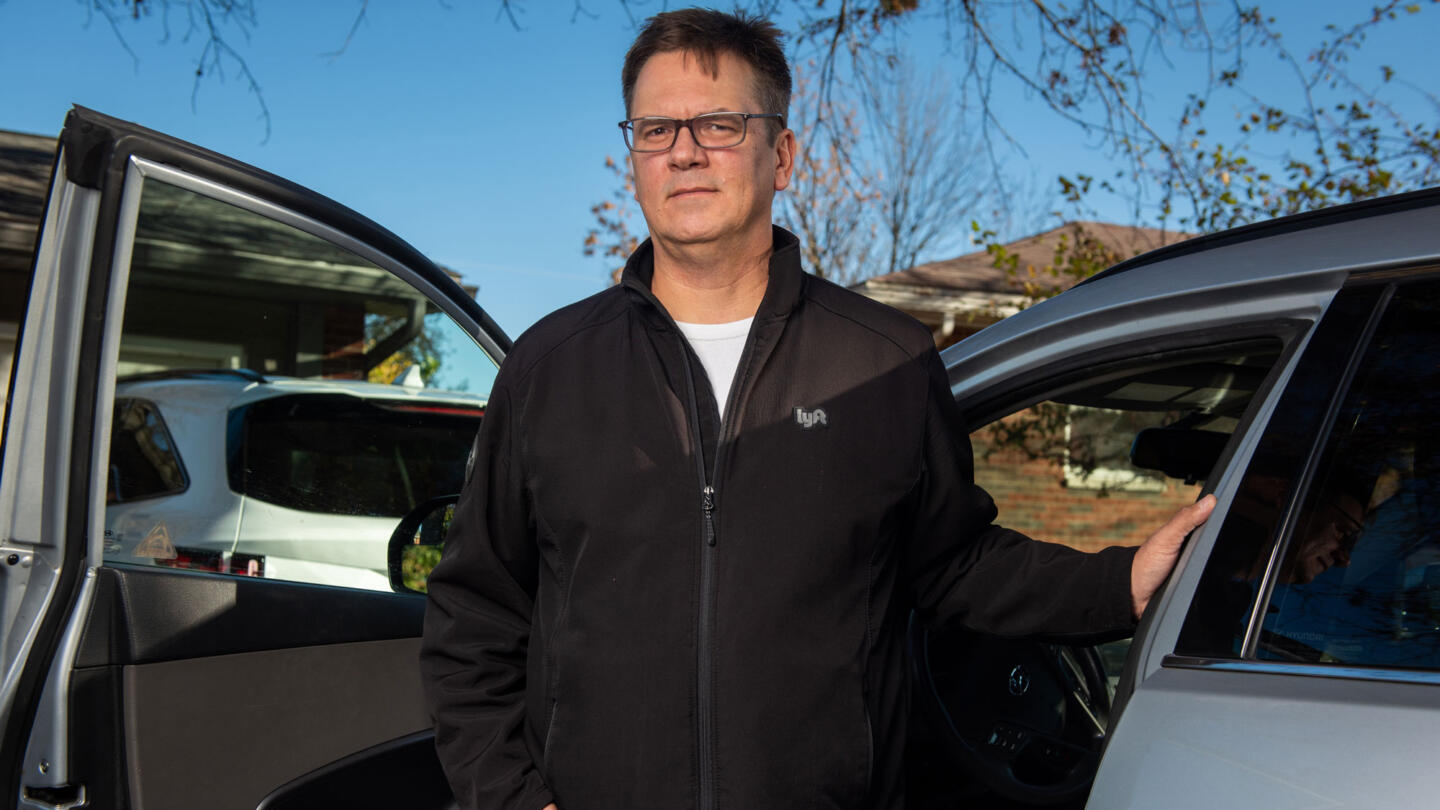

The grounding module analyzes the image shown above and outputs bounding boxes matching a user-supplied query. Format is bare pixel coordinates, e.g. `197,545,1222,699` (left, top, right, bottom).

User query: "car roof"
1082,184,1440,285
1082,186,1440,287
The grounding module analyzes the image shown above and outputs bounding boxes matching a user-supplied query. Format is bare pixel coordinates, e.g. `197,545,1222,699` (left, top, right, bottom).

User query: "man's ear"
773,128,797,192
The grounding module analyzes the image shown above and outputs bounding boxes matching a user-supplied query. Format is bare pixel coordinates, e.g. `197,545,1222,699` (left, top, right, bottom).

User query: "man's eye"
702,119,740,134
640,121,675,139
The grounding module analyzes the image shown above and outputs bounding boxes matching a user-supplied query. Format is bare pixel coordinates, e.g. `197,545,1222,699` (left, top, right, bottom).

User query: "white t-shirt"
676,317,753,420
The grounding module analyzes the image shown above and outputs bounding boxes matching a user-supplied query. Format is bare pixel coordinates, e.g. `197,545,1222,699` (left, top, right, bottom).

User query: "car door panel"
121,638,425,809
77,566,425,664
66,569,433,810
1091,666,1440,809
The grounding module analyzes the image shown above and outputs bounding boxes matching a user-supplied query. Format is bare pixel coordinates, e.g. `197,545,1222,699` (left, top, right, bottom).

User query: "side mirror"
388,494,460,594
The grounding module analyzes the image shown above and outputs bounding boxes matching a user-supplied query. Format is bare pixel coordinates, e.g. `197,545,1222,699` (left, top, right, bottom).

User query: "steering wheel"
908,614,1112,806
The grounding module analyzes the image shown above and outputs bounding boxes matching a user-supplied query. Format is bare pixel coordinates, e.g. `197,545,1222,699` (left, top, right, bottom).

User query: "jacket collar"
620,226,805,327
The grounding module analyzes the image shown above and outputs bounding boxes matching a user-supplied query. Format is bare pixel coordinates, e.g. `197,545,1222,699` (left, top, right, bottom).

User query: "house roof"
858,220,1190,298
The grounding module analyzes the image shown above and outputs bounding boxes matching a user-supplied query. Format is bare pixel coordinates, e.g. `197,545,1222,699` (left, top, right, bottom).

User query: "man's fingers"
1132,494,1218,617
1157,493,1217,545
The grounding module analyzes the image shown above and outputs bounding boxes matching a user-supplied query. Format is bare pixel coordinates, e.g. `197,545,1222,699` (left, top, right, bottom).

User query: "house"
853,221,1189,349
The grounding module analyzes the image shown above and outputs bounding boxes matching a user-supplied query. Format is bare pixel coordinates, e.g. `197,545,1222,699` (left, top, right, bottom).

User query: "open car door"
0,107,506,809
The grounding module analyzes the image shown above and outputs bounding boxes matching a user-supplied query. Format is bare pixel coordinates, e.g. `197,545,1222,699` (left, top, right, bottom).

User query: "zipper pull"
702,485,717,546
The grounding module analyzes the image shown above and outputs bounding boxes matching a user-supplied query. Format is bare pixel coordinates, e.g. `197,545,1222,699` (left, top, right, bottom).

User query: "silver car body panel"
940,199,1440,809
0,159,97,755
18,160,144,797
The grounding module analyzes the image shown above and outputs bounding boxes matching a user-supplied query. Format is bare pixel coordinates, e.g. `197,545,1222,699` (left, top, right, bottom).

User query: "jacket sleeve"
420,376,555,810
906,348,1139,642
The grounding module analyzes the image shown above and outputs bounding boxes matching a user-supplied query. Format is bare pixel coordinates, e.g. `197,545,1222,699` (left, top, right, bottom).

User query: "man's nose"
668,123,707,168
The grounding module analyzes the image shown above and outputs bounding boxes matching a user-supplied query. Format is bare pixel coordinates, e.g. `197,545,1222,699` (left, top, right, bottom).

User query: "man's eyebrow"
631,108,739,119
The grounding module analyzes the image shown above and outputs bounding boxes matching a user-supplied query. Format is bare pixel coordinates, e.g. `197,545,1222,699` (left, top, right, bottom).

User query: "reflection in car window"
107,398,188,503
1257,280,1440,668
102,176,498,591
1175,283,1440,662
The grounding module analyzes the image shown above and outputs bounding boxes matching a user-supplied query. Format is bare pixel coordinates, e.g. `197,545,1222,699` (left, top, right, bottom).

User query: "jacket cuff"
1098,544,1141,629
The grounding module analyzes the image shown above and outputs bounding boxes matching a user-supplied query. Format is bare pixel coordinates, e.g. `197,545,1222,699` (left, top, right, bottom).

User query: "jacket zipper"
677,320,760,810
677,335,720,810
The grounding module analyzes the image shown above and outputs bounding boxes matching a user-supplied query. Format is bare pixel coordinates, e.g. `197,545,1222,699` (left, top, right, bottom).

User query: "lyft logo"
794,407,829,430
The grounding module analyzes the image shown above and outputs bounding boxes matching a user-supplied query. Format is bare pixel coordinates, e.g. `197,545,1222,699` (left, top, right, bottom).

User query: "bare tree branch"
322,0,371,62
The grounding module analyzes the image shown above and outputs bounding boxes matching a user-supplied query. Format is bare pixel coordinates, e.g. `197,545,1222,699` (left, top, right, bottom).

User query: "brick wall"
972,430,1201,553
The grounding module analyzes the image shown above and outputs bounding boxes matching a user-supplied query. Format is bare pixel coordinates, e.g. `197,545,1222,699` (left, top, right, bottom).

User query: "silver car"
914,191,1440,808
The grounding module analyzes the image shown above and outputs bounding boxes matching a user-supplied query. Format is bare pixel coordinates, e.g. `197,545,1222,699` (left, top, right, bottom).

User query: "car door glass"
102,175,497,591
1256,279,1440,668
1175,286,1386,660
972,343,1281,678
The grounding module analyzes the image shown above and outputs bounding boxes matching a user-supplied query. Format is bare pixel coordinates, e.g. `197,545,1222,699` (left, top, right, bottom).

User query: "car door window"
973,346,1279,549
1176,277,1440,671
971,342,1282,676
103,172,498,591
1257,279,1440,668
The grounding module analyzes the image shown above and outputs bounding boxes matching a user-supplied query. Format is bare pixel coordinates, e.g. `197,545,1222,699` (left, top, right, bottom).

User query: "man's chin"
654,225,727,249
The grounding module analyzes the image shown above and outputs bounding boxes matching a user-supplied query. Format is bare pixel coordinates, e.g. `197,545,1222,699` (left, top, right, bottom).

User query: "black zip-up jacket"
421,227,1138,810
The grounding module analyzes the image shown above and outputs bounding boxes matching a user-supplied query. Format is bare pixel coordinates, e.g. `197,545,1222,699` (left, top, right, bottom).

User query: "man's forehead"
632,49,760,98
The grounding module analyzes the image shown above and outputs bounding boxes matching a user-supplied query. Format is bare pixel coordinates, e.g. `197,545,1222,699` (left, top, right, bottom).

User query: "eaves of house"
853,220,1191,349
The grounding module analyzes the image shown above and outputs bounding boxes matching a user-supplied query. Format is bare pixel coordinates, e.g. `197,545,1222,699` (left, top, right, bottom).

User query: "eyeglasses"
618,112,785,152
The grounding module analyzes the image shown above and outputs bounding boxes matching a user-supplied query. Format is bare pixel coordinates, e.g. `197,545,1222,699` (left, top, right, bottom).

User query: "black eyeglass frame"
618,112,787,153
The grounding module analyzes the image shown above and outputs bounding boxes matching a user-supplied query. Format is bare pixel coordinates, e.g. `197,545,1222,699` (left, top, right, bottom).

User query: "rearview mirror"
1130,427,1228,484
387,494,460,594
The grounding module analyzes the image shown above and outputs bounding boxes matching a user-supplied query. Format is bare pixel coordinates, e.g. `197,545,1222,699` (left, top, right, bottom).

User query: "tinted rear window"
108,397,189,503
228,394,482,517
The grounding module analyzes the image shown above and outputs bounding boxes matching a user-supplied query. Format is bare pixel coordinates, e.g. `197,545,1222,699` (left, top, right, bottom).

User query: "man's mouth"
669,187,716,198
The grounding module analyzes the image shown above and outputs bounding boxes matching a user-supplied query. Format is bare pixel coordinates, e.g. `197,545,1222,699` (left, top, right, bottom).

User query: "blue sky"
4,1,1436,337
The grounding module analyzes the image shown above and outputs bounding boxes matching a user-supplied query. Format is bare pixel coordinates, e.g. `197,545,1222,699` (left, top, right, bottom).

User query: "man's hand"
1131,494,1217,618
543,804,559,810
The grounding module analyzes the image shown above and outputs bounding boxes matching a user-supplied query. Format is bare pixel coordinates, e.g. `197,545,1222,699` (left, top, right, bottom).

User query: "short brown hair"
622,8,790,135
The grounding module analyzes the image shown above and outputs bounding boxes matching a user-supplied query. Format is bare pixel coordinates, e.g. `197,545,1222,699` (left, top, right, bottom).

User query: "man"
421,9,1214,810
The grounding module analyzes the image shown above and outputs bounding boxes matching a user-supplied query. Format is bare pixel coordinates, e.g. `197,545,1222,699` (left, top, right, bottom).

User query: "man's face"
628,50,794,252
